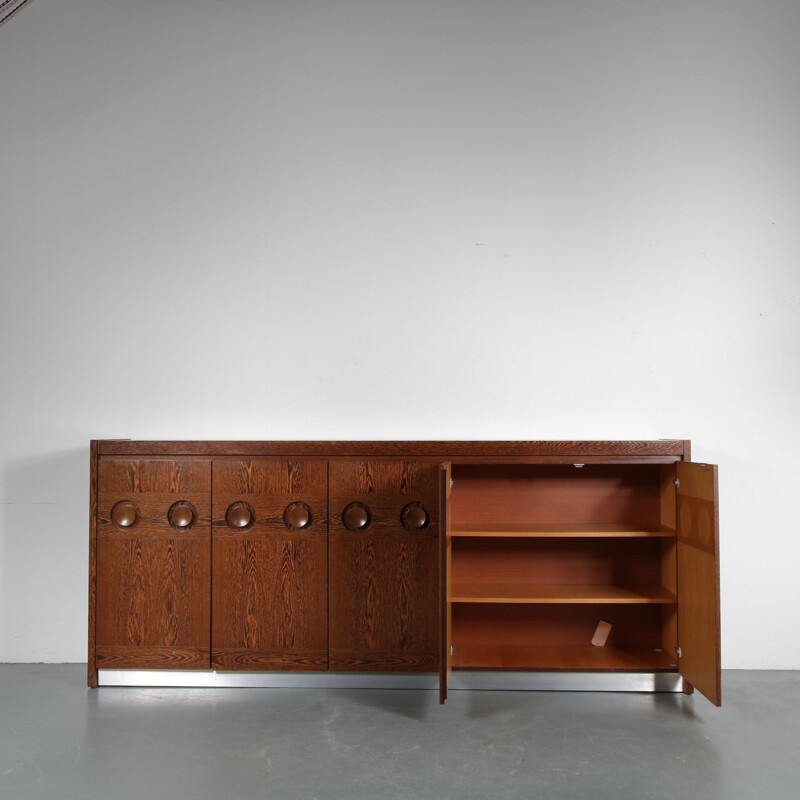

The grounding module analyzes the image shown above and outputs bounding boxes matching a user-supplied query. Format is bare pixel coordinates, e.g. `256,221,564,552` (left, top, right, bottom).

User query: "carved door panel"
212,459,328,670
329,460,440,671
95,459,211,669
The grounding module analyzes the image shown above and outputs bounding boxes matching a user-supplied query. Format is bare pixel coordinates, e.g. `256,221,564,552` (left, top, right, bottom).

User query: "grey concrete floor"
1,666,798,800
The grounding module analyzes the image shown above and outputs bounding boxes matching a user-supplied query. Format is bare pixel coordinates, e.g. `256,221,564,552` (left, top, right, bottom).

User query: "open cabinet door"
439,462,452,704
676,461,721,706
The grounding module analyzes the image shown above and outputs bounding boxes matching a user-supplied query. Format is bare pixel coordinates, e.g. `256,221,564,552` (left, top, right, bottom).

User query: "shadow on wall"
1,446,91,662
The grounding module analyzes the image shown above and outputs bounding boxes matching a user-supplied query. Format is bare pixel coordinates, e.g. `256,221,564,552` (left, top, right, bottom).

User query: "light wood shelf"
451,643,678,671
451,523,677,538
450,584,677,605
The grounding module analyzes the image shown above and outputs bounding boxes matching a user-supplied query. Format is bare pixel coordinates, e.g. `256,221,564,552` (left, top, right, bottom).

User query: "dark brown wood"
88,439,718,702
95,459,211,669
439,462,452,704
96,646,209,669
676,461,721,706
329,460,440,671
88,441,99,687
212,459,328,671
96,440,688,459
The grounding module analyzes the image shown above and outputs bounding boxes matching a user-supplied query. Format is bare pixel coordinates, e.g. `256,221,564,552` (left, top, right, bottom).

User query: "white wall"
1,0,798,668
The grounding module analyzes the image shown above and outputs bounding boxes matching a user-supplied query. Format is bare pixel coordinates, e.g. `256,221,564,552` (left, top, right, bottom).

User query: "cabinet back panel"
452,604,665,650
452,538,664,586
451,465,662,527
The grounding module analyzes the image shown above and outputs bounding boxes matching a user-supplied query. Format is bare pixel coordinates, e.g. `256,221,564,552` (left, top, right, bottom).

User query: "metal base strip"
449,671,685,693
97,669,683,692
97,670,440,689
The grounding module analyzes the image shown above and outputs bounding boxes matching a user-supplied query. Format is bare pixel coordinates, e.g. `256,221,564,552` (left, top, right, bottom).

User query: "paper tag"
592,620,612,647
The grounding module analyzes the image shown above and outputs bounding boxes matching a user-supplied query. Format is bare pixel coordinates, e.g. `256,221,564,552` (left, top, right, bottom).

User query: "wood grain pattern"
95,459,211,670
676,461,721,706
95,458,211,669
329,460,440,672
98,458,212,494
212,649,328,670
96,646,209,668
97,440,688,458
96,538,211,654
330,650,439,671
211,459,328,671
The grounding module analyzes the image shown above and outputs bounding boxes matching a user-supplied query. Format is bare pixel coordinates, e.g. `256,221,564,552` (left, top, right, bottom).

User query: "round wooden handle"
168,501,195,529
401,502,429,531
342,502,371,532
284,501,312,530
111,500,138,529
226,501,253,530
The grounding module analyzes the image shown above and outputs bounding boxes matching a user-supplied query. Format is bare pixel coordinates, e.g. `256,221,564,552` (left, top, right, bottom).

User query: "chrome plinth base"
449,671,685,693
97,669,684,692
97,670,439,689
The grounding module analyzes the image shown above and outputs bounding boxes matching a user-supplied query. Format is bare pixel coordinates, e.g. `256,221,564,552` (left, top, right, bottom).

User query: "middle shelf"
451,523,677,538
450,583,677,604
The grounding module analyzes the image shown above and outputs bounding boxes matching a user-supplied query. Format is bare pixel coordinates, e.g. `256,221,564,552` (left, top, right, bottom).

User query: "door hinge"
450,645,454,656
673,479,680,487
675,646,682,658
450,478,454,488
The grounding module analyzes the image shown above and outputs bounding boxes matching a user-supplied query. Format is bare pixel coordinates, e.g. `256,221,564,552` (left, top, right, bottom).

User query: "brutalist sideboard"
88,440,721,705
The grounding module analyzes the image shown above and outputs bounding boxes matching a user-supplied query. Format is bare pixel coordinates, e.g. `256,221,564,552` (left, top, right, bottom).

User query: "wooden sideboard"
88,440,721,705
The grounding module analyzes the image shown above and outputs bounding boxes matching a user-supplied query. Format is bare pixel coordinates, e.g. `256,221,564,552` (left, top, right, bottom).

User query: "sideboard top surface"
94,440,689,461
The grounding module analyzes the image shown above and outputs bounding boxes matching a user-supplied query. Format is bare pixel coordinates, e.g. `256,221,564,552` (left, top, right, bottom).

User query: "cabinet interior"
449,463,679,672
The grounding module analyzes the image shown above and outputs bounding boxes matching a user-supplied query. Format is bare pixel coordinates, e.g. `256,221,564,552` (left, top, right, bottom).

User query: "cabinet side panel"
88,442,99,687
440,462,452,703
659,465,678,653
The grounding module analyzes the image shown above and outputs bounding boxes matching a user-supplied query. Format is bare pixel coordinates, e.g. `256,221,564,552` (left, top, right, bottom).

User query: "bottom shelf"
452,644,678,671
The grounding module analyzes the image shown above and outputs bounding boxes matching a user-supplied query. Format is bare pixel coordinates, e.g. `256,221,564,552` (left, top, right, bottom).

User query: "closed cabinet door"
212,459,328,670
95,459,211,669
329,460,440,671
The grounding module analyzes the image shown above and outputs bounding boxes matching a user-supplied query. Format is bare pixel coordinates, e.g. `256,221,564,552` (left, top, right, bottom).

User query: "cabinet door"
676,461,721,706
329,460,440,671
212,459,328,670
95,459,211,669
439,462,452,703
